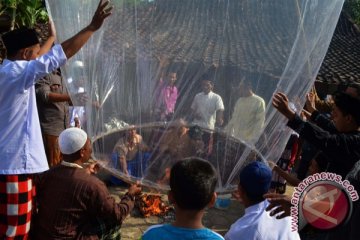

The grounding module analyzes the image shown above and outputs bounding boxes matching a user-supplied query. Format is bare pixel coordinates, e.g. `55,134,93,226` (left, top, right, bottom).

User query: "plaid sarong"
0,175,34,240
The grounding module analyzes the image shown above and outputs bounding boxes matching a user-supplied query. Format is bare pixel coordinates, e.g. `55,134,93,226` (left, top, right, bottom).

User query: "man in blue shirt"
0,1,112,238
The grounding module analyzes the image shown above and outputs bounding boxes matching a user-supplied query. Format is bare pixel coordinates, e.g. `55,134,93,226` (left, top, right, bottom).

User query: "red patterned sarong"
0,175,34,240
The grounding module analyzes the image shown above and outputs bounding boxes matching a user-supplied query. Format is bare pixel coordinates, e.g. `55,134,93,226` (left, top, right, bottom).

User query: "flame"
136,194,172,217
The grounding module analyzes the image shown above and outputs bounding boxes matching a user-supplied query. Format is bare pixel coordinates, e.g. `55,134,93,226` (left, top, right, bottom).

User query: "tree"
344,0,360,25
0,0,48,31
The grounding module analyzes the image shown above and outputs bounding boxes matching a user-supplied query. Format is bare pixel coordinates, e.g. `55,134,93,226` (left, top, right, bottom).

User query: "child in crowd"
225,161,300,240
141,158,224,240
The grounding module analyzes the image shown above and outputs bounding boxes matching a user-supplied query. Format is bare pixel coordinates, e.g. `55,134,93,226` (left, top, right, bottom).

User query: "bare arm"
61,0,112,59
47,92,71,103
45,91,90,106
38,20,56,56
216,109,224,126
273,165,300,186
119,156,129,175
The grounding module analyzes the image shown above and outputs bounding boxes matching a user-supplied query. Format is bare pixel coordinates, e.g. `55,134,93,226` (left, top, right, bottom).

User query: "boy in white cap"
0,1,112,238
32,128,141,239
225,161,300,240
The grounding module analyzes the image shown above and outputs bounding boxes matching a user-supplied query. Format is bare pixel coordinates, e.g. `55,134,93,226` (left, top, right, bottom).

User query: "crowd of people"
0,0,360,239
154,66,266,145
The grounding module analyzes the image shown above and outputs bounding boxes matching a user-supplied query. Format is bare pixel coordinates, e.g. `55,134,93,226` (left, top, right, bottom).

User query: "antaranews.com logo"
290,172,359,231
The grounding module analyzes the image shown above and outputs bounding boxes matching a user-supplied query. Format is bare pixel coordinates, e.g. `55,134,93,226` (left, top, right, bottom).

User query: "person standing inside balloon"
224,79,266,144
190,71,224,157
154,71,179,121
0,1,112,239
190,66,225,130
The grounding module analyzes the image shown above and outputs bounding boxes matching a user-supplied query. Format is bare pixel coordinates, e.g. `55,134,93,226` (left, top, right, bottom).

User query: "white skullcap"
59,128,88,154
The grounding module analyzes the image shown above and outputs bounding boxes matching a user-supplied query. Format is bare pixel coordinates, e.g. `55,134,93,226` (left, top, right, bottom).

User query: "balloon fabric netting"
45,0,344,192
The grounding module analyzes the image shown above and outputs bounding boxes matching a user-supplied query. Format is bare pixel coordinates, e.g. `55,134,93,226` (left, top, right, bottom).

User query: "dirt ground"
108,185,245,239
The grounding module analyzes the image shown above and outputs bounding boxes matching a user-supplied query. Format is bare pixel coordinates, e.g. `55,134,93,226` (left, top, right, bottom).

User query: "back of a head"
333,92,360,126
2,28,39,57
170,158,217,211
239,161,272,202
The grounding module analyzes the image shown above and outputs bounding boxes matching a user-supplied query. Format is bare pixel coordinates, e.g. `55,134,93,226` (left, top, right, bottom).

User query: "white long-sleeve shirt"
0,44,67,174
225,200,300,240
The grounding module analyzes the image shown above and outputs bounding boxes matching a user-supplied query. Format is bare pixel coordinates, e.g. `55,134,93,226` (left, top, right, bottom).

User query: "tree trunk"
9,7,16,30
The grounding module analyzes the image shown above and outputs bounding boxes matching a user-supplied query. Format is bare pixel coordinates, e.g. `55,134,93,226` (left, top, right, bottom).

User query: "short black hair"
170,158,217,210
333,92,360,126
2,28,39,56
201,75,214,85
239,78,253,89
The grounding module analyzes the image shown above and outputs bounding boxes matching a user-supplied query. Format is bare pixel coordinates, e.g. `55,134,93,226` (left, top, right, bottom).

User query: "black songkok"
2,28,39,56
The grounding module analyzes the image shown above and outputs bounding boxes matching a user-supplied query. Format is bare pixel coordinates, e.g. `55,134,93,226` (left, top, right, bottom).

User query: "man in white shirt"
0,1,112,238
225,161,300,240
224,79,265,144
190,79,224,130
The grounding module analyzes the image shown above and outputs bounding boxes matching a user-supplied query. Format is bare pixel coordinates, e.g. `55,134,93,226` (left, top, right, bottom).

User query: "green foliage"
344,0,360,25
0,0,48,29
2,0,18,8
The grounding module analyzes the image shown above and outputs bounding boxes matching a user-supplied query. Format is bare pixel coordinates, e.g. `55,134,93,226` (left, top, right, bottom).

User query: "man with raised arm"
0,1,112,238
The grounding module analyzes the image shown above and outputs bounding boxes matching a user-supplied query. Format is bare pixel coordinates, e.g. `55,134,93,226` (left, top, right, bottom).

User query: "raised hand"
89,0,113,31
305,92,316,113
272,92,295,120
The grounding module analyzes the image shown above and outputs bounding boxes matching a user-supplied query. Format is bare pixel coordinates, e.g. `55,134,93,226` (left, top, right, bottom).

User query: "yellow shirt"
224,94,266,143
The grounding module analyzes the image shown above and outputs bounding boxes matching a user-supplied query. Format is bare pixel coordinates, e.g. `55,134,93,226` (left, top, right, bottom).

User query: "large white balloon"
46,0,344,191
